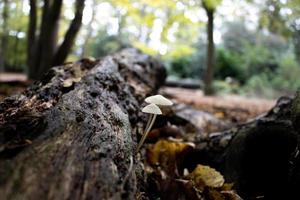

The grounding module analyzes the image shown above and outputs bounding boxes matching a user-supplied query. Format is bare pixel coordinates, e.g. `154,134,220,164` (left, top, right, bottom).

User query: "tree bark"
204,9,215,95
53,0,85,66
0,48,166,200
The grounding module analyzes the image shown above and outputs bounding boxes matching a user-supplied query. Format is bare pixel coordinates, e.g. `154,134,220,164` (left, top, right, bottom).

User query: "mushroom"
136,95,173,152
145,94,173,106
136,103,162,152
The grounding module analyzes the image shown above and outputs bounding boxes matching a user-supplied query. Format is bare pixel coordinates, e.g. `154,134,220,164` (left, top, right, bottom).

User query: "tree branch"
53,0,85,66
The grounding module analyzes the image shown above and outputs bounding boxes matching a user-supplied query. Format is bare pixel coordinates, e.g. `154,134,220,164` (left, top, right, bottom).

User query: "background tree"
0,0,9,72
27,0,85,80
202,0,222,95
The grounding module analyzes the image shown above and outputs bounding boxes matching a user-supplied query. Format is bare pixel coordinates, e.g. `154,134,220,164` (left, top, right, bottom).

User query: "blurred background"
0,0,299,99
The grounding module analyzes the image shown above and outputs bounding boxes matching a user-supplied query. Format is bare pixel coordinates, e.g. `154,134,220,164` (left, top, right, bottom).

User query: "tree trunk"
38,0,63,76
0,48,166,200
204,9,215,95
28,0,84,80
53,0,85,66
27,0,37,78
0,0,9,72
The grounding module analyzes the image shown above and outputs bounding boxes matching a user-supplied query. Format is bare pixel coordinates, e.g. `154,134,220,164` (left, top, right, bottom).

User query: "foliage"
91,31,128,58
0,0,299,97
0,0,28,71
214,48,244,82
202,0,222,11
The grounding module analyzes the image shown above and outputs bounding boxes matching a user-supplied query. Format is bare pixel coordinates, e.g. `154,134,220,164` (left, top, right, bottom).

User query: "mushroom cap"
142,103,162,115
145,95,173,106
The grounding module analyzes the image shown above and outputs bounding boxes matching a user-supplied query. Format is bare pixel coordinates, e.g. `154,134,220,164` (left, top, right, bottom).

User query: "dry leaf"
206,188,226,200
220,183,234,191
221,191,243,200
188,164,225,191
147,139,194,176
214,112,225,118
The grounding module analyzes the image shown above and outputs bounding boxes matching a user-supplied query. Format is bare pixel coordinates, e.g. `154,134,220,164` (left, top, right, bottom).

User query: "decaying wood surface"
0,48,166,200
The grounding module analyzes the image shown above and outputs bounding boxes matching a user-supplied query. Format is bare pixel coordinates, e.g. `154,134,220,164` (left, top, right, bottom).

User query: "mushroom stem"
144,114,154,134
136,114,157,152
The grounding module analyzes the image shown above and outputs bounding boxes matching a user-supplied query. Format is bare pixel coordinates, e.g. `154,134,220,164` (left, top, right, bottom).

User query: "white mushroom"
145,95,173,106
142,103,162,115
136,103,162,152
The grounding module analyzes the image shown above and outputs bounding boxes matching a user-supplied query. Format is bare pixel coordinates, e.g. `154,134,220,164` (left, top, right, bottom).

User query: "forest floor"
160,87,275,124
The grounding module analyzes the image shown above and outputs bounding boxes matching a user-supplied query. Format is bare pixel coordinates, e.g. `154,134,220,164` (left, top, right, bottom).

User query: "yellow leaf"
188,164,225,191
147,139,194,175
214,112,225,118
220,183,234,191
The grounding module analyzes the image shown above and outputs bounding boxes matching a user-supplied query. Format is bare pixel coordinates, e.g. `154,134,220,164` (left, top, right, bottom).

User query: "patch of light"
167,22,179,42
159,44,168,55
280,8,293,16
280,0,287,4
64,7,74,20
127,24,140,37
23,0,30,14
149,19,163,44
107,18,119,35
176,2,185,10
185,9,206,23
82,1,93,25
214,31,221,44
95,2,114,23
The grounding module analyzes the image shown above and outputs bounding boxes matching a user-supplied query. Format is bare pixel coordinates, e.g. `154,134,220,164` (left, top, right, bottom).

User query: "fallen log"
181,95,300,200
0,48,166,200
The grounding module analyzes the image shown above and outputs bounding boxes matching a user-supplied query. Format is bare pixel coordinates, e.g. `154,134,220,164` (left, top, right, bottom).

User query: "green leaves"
202,0,223,11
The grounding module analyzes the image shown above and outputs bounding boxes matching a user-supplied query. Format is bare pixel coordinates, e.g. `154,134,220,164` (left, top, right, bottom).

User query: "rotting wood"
0,48,166,200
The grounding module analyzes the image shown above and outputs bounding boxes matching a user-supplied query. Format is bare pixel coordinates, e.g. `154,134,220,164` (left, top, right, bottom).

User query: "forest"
0,0,300,200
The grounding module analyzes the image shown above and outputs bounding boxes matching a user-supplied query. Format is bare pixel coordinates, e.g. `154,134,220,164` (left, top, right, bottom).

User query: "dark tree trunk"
0,48,166,200
38,0,63,76
27,0,37,77
53,0,85,66
0,0,9,72
28,0,49,79
28,0,84,80
204,9,215,95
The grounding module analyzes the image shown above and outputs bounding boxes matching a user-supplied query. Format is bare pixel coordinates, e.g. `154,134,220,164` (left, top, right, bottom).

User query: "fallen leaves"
147,139,194,175
145,139,242,200
188,164,225,191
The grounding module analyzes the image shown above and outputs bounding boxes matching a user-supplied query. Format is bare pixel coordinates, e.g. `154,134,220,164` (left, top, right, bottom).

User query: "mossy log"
0,48,166,200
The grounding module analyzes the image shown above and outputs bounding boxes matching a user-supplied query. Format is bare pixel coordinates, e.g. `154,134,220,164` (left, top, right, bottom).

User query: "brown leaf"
188,164,225,191
221,191,243,200
147,139,194,176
